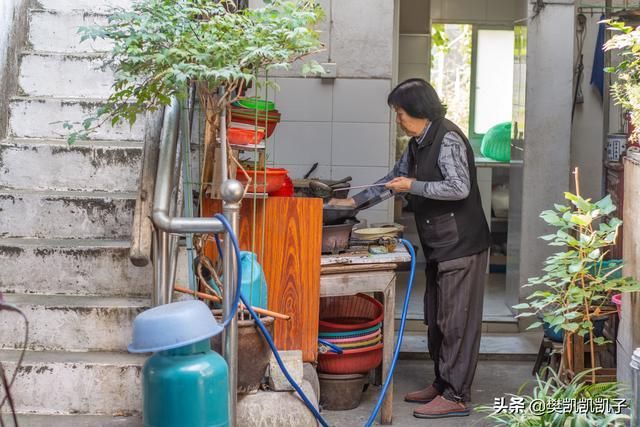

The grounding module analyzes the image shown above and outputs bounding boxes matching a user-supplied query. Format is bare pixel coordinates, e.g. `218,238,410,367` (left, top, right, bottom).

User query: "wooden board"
203,197,322,362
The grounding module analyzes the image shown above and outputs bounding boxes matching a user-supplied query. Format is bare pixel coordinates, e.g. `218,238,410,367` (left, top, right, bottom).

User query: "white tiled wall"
246,0,397,223
332,79,392,123
331,123,390,167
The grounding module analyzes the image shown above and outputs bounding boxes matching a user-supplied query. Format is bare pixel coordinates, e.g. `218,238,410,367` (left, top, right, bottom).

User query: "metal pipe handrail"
152,98,225,235
149,94,242,426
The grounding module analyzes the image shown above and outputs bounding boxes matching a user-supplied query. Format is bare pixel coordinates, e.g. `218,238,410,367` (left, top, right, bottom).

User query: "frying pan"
322,197,380,225
309,180,386,198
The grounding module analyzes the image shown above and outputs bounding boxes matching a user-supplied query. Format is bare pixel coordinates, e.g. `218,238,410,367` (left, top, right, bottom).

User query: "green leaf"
515,312,537,318
540,210,563,226
564,322,580,333
526,321,543,330
570,214,592,227
512,303,530,310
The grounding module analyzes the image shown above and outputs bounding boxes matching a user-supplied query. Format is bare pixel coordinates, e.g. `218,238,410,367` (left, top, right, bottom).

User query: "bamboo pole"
174,285,290,320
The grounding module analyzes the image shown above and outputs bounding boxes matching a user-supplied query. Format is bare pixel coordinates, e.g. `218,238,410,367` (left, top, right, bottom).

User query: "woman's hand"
327,197,356,208
385,177,415,193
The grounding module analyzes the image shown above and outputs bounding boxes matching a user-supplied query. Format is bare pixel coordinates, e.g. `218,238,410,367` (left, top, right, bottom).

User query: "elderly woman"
329,79,490,419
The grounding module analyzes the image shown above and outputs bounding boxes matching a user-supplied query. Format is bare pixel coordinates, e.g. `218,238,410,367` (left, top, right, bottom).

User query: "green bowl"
236,98,276,112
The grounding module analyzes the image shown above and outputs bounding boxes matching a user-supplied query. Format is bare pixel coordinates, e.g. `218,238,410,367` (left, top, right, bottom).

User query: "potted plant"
514,170,640,383
479,368,630,426
67,0,325,144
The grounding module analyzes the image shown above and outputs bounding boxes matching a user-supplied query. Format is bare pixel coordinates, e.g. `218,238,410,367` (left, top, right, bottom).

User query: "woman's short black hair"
387,78,446,120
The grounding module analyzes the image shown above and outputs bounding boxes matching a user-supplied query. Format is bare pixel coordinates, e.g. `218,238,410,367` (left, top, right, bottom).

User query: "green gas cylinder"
128,300,229,427
143,340,229,427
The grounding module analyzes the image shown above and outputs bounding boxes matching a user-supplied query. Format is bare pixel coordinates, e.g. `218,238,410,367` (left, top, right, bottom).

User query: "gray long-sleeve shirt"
352,126,471,208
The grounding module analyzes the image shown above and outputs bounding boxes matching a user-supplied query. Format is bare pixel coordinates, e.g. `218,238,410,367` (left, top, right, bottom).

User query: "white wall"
432,0,526,24
516,1,576,318
571,15,605,201
0,0,29,139
398,0,430,82
250,0,397,225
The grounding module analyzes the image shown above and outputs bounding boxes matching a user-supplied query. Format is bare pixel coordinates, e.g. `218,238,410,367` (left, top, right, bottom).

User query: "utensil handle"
332,183,389,192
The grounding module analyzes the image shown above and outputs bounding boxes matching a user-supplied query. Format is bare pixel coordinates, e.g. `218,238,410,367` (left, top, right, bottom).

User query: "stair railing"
129,94,241,426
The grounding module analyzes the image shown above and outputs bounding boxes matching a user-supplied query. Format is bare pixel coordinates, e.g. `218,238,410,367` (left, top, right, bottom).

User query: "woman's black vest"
407,118,491,262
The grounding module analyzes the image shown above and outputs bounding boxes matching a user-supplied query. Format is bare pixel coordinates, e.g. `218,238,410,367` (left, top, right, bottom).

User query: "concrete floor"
11,359,535,426
323,359,534,426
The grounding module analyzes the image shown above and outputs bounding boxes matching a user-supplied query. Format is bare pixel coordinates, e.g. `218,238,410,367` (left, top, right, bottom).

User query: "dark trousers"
423,250,488,402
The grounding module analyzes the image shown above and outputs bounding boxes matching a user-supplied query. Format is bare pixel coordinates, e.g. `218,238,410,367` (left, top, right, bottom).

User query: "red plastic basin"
228,127,265,146
231,115,279,138
317,343,383,374
319,293,384,333
236,167,288,194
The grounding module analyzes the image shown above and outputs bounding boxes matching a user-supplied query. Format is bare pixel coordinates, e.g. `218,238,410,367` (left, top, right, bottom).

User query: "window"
431,24,473,134
472,29,515,136
430,25,514,141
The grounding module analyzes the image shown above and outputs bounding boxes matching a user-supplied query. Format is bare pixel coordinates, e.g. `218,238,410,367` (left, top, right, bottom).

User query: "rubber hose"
213,214,243,329
365,239,416,427
240,293,331,427
318,338,343,354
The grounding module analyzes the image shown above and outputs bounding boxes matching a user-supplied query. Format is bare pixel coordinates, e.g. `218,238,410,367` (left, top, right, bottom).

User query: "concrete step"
0,294,148,351
395,316,519,334
399,331,541,361
0,139,142,192
0,349,143,415
0,238,150,297
9,97,144,141
13,414,142,427
37,0,133,13
0,190,135,239
29,9,111,53
19,52,113,98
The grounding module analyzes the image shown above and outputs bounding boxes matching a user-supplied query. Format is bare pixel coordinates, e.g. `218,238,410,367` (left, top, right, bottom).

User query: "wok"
322,198,379,225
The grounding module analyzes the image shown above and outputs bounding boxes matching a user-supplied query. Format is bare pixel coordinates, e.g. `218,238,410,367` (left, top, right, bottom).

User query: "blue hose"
217,219,416,427
214,233,223,259
365,239,416,426
240,293,331,427
213,214,243,329
318,338,343,354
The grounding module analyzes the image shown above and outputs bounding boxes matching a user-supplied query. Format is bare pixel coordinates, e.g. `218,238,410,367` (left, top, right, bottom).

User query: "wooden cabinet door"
203,197,322,362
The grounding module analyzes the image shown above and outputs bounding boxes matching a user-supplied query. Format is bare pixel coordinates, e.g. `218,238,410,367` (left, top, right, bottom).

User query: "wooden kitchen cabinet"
203,197,323,362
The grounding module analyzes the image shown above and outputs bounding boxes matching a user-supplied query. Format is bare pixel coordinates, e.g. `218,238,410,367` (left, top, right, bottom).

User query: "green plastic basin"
236,98,276,112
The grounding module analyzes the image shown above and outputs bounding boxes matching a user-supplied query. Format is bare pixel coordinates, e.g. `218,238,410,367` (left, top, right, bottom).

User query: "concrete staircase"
1,0,150,422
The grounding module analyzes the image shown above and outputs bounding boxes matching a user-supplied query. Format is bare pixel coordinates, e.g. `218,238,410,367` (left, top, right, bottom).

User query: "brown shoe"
413,395,470,419
403,384,440,404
